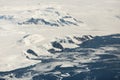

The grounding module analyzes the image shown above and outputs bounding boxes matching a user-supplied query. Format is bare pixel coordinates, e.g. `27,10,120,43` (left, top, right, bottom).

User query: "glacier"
0,0,120,80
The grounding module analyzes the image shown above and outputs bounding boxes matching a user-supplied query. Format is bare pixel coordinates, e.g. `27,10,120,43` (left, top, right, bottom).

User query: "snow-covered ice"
0,0,120,74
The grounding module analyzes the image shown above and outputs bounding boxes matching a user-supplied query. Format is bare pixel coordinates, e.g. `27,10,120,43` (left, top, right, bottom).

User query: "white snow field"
0,0,120,72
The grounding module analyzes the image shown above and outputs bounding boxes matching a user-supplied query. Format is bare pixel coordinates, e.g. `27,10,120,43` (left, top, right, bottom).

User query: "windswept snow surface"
0,0,120,80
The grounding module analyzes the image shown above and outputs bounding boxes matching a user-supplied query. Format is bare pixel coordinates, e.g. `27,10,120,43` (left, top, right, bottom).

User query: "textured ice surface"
0,0,120,80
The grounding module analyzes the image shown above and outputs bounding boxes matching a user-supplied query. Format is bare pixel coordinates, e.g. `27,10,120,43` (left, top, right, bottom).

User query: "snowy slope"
0,0,120,72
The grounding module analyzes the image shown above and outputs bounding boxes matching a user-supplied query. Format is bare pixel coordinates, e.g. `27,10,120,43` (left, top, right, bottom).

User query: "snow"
0,0,120,71
22,34,45,46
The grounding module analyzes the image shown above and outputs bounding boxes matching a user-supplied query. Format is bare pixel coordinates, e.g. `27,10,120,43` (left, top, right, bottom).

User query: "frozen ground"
0,0,120,80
